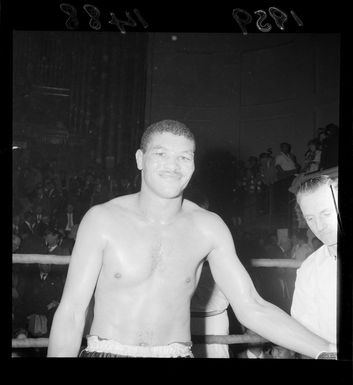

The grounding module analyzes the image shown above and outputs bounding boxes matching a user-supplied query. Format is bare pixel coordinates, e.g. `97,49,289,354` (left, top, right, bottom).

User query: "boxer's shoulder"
96,194,139,216
183,201,227,234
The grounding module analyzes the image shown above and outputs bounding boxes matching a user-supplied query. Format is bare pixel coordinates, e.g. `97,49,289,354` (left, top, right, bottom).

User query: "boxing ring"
12,253,302,352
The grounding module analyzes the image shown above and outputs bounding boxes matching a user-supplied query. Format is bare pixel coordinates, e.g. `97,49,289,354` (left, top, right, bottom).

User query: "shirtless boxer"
48,120,336,358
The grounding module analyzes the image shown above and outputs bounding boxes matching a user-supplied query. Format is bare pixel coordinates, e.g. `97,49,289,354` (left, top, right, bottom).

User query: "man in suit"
44,228,71,285
18,211,35,239
34,212,51,238
55,203,79,236
45,228,71,256
18,213,48,255
21,263,65,338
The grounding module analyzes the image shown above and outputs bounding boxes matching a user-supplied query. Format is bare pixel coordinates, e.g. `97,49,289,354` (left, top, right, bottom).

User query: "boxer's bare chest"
99,210,211,288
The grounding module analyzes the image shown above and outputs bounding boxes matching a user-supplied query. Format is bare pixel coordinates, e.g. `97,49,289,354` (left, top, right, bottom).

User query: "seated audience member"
44,228,71,256
18,211,35,239
55,203,79,236
33,205,44,227
291,230,314,262
22,263,64,338
34,212,51,238
291,175,338,357
61,224,78,255
31,186,50,216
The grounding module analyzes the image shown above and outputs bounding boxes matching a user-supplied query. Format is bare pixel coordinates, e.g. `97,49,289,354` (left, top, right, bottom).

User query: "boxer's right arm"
47,206,106,357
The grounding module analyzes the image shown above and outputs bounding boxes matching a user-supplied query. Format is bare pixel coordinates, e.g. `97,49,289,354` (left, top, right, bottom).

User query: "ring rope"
13,254,71,264
251,258,302,268
13,254,302,268
12,334,267,349
12,254,297,351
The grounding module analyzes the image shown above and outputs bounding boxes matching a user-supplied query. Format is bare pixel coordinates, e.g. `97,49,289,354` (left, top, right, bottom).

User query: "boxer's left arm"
205,212,334,359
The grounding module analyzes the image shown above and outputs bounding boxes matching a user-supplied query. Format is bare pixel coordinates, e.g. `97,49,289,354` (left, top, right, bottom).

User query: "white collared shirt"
291,245,337,344
48,244,58,253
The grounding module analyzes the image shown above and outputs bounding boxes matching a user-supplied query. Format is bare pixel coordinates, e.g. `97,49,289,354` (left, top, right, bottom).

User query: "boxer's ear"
135,149,143,171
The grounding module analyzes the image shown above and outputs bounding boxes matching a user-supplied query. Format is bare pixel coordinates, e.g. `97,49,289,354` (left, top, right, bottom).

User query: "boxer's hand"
316,343,337,359
316,352,337,360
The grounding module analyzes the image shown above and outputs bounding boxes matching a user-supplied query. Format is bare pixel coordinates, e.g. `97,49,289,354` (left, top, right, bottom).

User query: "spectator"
21,263,64,338
34,212,51,238
18,211,35,239
303,139,322,173
275,142,300,180
54,203,79,236
31,185,50,214
44,228,71,256
61,224,78,255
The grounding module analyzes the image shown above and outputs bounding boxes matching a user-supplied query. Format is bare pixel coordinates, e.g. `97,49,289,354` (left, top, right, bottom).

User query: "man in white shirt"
291,175,338,356
275,142,299,179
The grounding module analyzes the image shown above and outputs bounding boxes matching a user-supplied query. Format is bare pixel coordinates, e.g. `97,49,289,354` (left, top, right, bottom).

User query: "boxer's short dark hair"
140,120,195,152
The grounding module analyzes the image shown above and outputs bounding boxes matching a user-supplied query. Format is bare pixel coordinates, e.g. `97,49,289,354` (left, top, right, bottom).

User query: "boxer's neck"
137,191,183,225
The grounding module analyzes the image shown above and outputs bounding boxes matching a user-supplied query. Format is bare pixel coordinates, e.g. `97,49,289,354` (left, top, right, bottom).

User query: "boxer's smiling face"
136,132,195,199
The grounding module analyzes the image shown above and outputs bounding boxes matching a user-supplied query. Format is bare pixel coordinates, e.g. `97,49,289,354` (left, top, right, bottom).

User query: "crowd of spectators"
12,152,140,344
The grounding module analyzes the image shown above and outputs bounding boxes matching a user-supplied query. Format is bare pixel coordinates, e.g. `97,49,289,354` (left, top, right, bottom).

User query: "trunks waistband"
84,335,193,358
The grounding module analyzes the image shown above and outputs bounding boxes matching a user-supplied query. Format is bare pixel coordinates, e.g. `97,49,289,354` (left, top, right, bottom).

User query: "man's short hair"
296,175,338,202
140,120,195,152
